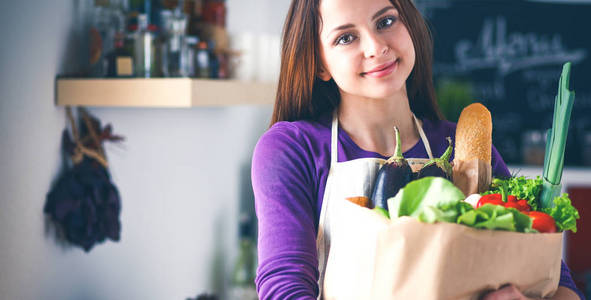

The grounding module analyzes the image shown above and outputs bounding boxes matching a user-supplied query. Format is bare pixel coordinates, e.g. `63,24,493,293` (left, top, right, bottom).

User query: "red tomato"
517,199,531,212
507,195,517,202
504,202,521,210
528,211,557,233
477,194,504,208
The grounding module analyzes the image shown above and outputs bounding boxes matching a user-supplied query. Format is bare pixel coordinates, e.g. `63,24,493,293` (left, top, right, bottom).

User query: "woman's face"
318,0,415,100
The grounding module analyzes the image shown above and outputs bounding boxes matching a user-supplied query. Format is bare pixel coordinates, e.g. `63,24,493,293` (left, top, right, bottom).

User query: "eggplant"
370,126,414,210
417,137,453,180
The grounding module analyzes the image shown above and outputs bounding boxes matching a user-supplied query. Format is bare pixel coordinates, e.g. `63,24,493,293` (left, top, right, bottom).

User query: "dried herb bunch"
44,107,124,252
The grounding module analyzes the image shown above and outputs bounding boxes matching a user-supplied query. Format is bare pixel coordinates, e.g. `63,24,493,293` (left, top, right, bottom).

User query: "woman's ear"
317,67,332,81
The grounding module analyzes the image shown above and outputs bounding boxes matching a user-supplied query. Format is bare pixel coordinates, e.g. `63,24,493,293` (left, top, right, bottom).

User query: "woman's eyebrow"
372,6,395,21
327,6,396,37
329,23,355,36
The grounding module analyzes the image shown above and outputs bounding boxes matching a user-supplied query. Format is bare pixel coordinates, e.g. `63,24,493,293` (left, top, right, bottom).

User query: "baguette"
453,103,493,195
454,103,492,163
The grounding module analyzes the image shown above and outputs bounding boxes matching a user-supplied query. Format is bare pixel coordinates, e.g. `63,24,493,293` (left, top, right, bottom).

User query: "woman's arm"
252,124,320,300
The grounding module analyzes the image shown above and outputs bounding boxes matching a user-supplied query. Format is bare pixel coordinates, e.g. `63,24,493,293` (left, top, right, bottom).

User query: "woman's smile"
361,59,399,78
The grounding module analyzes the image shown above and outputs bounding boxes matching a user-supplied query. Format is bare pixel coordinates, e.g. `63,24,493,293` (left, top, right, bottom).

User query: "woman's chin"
362,83,406,100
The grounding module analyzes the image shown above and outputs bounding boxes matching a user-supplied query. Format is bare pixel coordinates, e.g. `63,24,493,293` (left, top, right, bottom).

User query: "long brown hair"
270,0,443,126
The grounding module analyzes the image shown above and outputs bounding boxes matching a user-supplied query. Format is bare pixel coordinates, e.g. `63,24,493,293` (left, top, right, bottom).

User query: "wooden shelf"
56,78,277,107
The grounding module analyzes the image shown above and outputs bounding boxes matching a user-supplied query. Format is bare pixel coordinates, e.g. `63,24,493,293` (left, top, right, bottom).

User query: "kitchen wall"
0,0,288,299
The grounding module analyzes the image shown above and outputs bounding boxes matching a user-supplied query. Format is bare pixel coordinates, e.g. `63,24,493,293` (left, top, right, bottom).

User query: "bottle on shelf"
133,14,156,77
182,36,199,77
89,0,113,77
195,41,210,78
199,0,228,54
106,32,134,77
161,0,188,77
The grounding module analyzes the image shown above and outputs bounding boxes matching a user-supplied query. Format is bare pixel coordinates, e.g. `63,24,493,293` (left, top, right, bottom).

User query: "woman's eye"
336,33,356,45
377,16,395,30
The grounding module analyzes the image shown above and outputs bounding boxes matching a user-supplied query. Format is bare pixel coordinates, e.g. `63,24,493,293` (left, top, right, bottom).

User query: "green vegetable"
419,201,473,224
542,194,580,232
388,177,465,219
541,62,575,208
483,176,543,211
373,207,390,219
482,176,579,233
457,204,534,233
388,177,535,233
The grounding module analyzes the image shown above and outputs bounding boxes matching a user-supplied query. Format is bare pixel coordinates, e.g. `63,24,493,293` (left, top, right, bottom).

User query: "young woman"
251,0,584,299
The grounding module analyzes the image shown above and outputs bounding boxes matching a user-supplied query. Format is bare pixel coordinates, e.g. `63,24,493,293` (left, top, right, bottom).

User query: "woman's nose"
363,33,389,59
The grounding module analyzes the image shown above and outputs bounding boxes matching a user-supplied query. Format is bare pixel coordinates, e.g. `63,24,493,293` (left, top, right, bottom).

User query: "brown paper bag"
322,199,562,300
453,159,492,196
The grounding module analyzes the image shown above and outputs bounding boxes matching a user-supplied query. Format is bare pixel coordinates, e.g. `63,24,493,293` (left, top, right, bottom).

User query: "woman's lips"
362,60,398,78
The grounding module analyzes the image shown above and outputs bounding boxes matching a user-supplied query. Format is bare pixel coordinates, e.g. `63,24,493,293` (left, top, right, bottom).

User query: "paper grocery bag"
322,200,563,300
453,158,492,196
323,200,390,300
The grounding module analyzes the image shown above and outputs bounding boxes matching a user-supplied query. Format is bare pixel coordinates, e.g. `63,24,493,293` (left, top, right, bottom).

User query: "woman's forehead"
319,0,396,24
318,0,397,34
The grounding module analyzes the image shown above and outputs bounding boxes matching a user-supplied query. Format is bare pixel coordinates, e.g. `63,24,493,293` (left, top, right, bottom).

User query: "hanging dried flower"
44,107,124,252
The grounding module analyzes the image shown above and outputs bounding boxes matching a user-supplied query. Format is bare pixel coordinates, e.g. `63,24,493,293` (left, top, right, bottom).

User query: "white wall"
0,0,289,299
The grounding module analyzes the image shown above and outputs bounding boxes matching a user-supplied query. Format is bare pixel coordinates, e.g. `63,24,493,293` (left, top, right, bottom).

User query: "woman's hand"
482,284,538,300
482,285,580,300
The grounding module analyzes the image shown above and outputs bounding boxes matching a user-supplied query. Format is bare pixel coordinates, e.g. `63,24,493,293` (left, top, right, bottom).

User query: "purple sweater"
252,112,583,300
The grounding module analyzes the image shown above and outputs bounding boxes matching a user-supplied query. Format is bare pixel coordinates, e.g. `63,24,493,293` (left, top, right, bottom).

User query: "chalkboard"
424,0,591,165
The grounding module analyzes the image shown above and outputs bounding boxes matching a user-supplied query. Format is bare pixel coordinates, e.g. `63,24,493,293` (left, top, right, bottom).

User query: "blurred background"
0,0,589,299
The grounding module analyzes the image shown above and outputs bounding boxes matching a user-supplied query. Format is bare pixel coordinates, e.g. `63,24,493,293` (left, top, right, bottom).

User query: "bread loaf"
454,103,492,164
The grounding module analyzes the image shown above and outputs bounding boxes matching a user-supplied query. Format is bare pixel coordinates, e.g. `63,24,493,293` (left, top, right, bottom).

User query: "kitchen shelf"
56,78,277,107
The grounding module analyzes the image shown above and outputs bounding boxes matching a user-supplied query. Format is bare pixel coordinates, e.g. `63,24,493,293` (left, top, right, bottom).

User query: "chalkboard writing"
425,0,591,165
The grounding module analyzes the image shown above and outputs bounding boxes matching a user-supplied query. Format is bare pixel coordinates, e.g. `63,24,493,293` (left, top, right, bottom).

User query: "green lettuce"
457,204,534,233
419,201,473,224
483,176,543,211
542,194,580,232
388,177,465,219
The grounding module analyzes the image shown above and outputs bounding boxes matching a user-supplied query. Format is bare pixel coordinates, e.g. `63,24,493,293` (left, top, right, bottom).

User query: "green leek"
540,62,575,209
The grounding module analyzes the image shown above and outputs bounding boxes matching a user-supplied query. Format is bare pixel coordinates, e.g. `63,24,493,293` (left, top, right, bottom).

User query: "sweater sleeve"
251,123,319,300
491,144,511,178
559,260,586,299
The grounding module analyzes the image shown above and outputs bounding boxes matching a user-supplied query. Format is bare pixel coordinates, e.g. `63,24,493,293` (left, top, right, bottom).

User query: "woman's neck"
337,88,420,157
